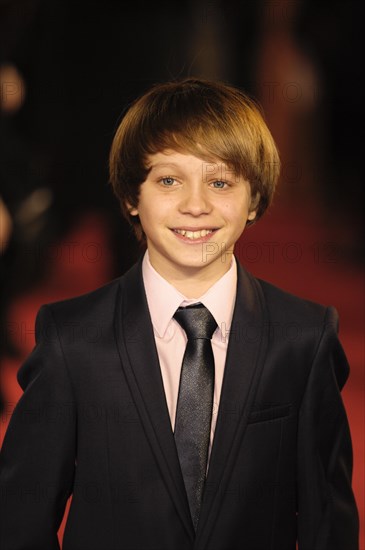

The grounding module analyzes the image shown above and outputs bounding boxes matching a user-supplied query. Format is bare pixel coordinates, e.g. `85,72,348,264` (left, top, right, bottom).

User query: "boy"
0,78,359,549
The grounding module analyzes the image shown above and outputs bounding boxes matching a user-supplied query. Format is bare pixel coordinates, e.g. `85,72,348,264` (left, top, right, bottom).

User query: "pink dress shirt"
142,251,237,454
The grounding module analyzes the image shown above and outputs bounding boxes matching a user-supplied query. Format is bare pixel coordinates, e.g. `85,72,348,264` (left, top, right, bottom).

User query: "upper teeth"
174,229,214,239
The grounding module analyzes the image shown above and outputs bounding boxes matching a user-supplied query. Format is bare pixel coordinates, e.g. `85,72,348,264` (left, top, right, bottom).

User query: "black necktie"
173,303,217,530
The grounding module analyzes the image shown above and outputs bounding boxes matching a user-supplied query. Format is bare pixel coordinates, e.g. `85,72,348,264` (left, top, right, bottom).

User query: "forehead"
146,149,235,176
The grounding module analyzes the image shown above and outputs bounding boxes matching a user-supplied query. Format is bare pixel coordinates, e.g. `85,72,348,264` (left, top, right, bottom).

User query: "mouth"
171,228,218,241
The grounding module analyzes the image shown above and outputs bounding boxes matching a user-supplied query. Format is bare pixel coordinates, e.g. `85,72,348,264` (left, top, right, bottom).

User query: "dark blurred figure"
0,3,49,369
293,0,364,258
185,0,265,95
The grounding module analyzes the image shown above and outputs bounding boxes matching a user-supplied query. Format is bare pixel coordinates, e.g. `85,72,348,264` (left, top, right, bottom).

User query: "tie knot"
173,303,217,340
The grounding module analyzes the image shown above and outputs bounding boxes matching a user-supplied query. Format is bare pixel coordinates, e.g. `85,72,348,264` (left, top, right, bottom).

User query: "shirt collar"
142,251,237,339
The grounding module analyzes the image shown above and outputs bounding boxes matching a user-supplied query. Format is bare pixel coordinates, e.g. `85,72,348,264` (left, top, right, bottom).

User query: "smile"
172,229,216,240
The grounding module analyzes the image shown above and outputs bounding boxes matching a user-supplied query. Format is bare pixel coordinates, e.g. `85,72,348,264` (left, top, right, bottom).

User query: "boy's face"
128,149,257,283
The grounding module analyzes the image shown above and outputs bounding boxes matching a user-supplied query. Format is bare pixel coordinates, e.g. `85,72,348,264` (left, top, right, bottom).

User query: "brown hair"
109,78,280,241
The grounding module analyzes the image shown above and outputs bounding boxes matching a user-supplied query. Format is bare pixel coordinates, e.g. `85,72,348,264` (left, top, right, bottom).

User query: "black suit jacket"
0,259,359,549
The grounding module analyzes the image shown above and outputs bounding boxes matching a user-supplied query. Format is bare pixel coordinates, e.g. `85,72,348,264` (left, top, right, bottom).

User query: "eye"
160,176,176,186
211,180,228,189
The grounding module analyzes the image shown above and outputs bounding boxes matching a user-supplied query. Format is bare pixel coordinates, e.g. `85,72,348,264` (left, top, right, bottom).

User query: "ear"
125,201,139,216
247,192,260,221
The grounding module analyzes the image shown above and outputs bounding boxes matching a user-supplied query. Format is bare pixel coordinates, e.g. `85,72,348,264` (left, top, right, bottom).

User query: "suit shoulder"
42,276,123,323
254,276,338,328
41,259,142,324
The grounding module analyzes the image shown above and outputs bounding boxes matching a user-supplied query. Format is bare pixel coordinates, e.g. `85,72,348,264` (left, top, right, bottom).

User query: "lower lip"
171,229,218,244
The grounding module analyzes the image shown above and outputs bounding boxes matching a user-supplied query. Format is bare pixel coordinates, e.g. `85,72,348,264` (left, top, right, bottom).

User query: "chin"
178,255,222,270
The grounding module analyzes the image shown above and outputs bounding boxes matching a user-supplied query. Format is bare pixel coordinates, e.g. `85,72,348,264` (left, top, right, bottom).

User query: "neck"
168,273,226,298
148,255,233,298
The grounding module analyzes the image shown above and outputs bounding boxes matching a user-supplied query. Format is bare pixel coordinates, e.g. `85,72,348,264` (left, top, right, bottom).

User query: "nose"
178,184,212,216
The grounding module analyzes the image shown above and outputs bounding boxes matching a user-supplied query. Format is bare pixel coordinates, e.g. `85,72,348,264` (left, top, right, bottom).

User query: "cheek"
138,199,171,226
222,201,249,222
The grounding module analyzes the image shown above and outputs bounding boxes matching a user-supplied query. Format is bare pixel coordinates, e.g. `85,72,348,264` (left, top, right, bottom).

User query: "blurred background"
0,0,364,545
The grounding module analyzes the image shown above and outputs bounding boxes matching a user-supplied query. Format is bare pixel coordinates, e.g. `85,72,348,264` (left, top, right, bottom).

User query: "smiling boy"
0,78,359,549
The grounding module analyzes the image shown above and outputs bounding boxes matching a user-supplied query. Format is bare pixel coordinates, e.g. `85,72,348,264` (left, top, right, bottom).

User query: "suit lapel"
195,262,270,548
113,260,195,541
